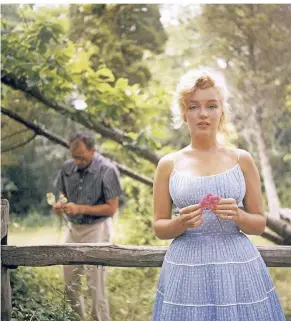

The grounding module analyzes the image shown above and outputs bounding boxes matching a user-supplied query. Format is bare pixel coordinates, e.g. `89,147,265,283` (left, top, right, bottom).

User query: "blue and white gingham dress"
152,165,286,321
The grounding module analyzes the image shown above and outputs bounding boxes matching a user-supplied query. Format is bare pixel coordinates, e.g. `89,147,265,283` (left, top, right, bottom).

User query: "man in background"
53,131,122,321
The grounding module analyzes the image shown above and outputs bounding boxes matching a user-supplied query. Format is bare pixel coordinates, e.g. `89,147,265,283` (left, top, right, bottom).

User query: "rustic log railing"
1,199,12,321
1,199,291,320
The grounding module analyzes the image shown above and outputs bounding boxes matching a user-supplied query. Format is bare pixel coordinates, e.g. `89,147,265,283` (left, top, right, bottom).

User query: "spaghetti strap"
173,153,178,170
237,149,241,163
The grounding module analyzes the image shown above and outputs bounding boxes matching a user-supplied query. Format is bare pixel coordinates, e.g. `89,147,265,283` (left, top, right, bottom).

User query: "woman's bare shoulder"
222,147,254,171
236,148,256,172
156,151,179,176
225,147,251,159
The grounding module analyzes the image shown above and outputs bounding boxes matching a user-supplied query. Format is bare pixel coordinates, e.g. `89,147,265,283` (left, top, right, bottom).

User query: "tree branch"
266,214,291,245
1,106,153,187
1,128,30,141
1,107,70,148
1,133,37,153
1,72,160,165
261,231,284,245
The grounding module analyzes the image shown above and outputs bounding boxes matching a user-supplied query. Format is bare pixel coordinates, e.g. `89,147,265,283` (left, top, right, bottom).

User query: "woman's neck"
189,136,220,152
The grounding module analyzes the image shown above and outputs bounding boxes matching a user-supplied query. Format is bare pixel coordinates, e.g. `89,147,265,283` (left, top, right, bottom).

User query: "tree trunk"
253,119,280,218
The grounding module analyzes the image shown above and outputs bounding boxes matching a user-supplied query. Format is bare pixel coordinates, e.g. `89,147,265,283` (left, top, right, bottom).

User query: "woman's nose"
198,107,208,117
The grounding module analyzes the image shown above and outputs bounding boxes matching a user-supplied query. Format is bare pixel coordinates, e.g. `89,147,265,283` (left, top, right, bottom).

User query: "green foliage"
1,164,44,215
108,267,159,321
2,6,74,96
69,4,167,86
269,267,291,315
146,4,205,91
1,4,170,149
10,263,160,321
10,266,79,321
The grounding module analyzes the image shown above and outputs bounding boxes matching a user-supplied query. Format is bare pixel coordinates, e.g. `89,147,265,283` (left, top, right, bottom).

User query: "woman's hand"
213,198,241,222
178,204,203,229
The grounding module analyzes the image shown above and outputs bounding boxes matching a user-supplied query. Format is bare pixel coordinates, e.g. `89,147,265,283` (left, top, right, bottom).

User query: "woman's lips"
197,122,210,128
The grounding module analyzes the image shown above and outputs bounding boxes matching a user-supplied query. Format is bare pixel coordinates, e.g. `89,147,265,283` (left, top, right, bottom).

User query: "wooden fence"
1,199,291,320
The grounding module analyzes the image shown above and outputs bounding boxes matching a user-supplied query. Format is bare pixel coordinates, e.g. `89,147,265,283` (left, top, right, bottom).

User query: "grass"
8,224,63,245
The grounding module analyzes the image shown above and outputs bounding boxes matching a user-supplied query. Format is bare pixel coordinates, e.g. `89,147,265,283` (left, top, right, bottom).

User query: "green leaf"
115,78,129,90
96,68,115,82
96,82,112,93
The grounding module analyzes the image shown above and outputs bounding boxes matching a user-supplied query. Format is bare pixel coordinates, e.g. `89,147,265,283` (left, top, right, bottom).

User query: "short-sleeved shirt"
55,153,122,224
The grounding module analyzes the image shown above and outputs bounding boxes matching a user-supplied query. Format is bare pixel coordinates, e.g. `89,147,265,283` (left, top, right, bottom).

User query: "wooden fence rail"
2,199,291,321
2,243,291,268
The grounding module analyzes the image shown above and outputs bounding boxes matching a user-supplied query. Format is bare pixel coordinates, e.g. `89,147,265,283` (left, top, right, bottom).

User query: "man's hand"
63,202,81,215
52,201,64,216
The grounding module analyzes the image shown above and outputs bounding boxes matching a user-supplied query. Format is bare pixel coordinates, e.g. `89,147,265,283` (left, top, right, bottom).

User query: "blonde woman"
152,68,286,321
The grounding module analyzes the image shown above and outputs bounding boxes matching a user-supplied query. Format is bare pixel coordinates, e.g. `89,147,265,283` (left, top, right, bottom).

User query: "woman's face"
183,87,223,135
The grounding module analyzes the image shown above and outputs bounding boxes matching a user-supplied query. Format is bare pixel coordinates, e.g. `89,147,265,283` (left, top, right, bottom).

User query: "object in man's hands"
46,192,70,225
46,192,56,206
59,193,68,204
199,193,221,210
46,192,67,205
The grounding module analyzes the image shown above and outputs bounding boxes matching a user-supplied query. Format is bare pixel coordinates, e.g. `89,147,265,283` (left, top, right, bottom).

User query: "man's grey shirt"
55,153,122,224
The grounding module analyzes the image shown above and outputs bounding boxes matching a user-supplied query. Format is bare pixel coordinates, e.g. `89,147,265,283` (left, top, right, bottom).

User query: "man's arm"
63,197,118,216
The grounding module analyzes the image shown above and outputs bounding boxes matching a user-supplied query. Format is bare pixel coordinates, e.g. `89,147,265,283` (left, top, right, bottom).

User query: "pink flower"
200,193,224,231
199,193,221,210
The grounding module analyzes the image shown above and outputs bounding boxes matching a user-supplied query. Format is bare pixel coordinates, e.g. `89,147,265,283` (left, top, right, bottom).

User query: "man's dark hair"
69,132,95,150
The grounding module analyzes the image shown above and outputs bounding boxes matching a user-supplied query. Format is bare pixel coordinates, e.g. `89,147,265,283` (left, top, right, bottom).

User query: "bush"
10,265,160,321
269,267,291,316
10,266,79,321
108,267,159,321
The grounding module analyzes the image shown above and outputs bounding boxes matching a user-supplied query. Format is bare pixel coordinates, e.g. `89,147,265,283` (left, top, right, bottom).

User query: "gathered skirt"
152,231,286,321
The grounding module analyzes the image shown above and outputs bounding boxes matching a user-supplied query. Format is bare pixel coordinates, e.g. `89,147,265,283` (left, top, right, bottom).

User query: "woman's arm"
152,154,202,239
236,150,266,235
152,154,184,239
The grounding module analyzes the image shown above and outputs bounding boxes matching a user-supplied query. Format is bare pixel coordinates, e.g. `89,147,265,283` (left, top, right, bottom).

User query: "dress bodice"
169,164,246,234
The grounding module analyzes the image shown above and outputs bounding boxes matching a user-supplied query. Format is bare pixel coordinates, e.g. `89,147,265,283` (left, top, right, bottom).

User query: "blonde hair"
171,67,230,131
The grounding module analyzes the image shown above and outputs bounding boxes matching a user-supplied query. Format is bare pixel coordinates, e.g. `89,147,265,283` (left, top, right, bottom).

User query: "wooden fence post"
1,199,12,321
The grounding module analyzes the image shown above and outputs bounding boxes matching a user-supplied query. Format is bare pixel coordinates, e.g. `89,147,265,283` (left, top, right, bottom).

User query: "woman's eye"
189,105,198,110
208,104,217,109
